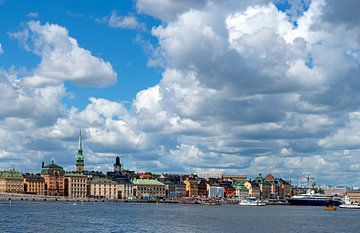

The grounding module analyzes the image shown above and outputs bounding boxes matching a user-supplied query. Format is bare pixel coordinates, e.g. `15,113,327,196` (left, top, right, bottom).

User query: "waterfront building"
23,174,45,195
254,174,271,199
244,181,261,199
0,169,24,193
137,173,155,179
223,175,247,183
346,190,360,203
132,178,166,199
233,182,248,199
198,179,208,197
41,161,65,196
184,176,198,197
75,129,85,173
64,173,87,199
116,180,133,199
208,186,224,198
107,156,134,199
278,179,291,199
175,183,186,198
322,185,347,197
90,177,118,200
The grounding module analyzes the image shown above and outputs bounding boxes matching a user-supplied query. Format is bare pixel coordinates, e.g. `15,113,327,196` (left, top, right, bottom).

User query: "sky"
0,0,359,186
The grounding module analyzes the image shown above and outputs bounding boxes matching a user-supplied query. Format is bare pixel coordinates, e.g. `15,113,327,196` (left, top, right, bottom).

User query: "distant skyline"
0,0,359,186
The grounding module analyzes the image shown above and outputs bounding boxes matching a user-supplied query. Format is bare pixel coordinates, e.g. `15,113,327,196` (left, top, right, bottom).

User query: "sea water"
1,201,359,233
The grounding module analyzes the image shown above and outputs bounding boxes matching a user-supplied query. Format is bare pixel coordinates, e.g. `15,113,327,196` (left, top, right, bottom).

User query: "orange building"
41,161,65,196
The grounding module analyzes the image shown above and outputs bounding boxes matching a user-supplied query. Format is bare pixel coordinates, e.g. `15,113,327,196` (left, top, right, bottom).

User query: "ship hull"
287,199,341,206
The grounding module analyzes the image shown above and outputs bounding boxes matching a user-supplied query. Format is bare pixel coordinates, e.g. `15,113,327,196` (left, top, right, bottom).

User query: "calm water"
1,201,360,233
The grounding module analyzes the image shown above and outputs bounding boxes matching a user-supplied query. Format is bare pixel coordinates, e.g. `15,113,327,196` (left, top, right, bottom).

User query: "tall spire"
78,128,83,152
76,128,84,173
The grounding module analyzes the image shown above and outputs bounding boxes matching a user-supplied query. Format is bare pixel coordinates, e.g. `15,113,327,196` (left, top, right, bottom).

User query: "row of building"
1,130,339,201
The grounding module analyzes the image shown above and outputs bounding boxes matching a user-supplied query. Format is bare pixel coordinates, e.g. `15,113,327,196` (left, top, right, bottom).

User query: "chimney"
41,161,44,168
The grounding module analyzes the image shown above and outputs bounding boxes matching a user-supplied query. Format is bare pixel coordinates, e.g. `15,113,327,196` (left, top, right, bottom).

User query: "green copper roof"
233,182,248,190
92,177,117,184
132,179,165,186
0,169,23,180
76,129,84,164
75,129,84,162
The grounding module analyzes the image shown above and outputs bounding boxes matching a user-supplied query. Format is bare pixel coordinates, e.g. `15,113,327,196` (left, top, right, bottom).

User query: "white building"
208,186,224,198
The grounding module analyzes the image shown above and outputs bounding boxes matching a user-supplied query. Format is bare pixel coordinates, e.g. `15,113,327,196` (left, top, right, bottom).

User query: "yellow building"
347,190,360,203
244,181,260,199
24,174,45,195
0,169,24,193
90,177,118,200
183,177,198,197
65,173,87,199
132,179,166,198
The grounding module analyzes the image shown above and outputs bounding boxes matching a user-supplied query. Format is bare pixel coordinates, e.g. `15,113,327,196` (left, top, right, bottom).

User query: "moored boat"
239,197,265,206
339,196,360,209
287,190,341,206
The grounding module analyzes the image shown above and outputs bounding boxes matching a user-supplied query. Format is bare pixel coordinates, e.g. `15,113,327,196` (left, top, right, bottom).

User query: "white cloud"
0,43,3,54
1,1,360,185
26,12,39,18
10,21,117,87
136,0,208,21
108,11,145,30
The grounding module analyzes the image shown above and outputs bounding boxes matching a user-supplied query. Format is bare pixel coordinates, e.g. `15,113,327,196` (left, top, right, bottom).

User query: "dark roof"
44,162,63,169
41,161,65,176
24,174,44,181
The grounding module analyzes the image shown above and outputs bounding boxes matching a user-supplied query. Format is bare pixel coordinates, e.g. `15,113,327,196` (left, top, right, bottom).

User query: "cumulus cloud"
10,21,117,87
136,0,209,21
1,0,360,185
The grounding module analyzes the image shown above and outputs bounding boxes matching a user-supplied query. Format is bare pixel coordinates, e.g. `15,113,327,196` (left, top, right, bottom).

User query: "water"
1,201,360,233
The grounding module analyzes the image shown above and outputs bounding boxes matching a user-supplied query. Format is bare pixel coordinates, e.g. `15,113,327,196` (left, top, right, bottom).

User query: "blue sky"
0,0,161,108
0,0,360,186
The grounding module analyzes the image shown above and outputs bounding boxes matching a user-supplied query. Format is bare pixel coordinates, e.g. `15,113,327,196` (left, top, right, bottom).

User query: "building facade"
24,174,45,195
347,190,360,203
41,161,65,196
244,181,261,199
0,169,24,193
90,177,118,200
116,180,133,199
208,186,225,198
64,173,87,199
183,177,198,197
132,179,166,199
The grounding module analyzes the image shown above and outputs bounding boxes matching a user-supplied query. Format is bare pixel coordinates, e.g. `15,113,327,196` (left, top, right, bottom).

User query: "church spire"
75,128,85,173
78,128,83,152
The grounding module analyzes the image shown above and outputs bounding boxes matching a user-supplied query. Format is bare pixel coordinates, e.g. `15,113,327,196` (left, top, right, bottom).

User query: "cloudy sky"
0,0,359,185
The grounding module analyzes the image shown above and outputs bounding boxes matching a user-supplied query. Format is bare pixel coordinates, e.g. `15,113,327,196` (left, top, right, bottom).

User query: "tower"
75,129,85,173
114,156,122,172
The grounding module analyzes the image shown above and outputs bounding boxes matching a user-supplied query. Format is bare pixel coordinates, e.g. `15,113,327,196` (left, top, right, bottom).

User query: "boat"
239,197,265,206
287,190,341,206
339,196,360,209
324,205,336,211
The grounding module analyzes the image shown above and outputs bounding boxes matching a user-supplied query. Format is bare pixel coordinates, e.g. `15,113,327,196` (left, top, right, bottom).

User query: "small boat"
324,205,336,211
339,196,360,209
239,197,265,206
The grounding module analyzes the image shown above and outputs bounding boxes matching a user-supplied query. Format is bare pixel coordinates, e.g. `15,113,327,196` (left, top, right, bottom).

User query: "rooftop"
0,169,23,180
65,173,87,178
132,178,165,186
